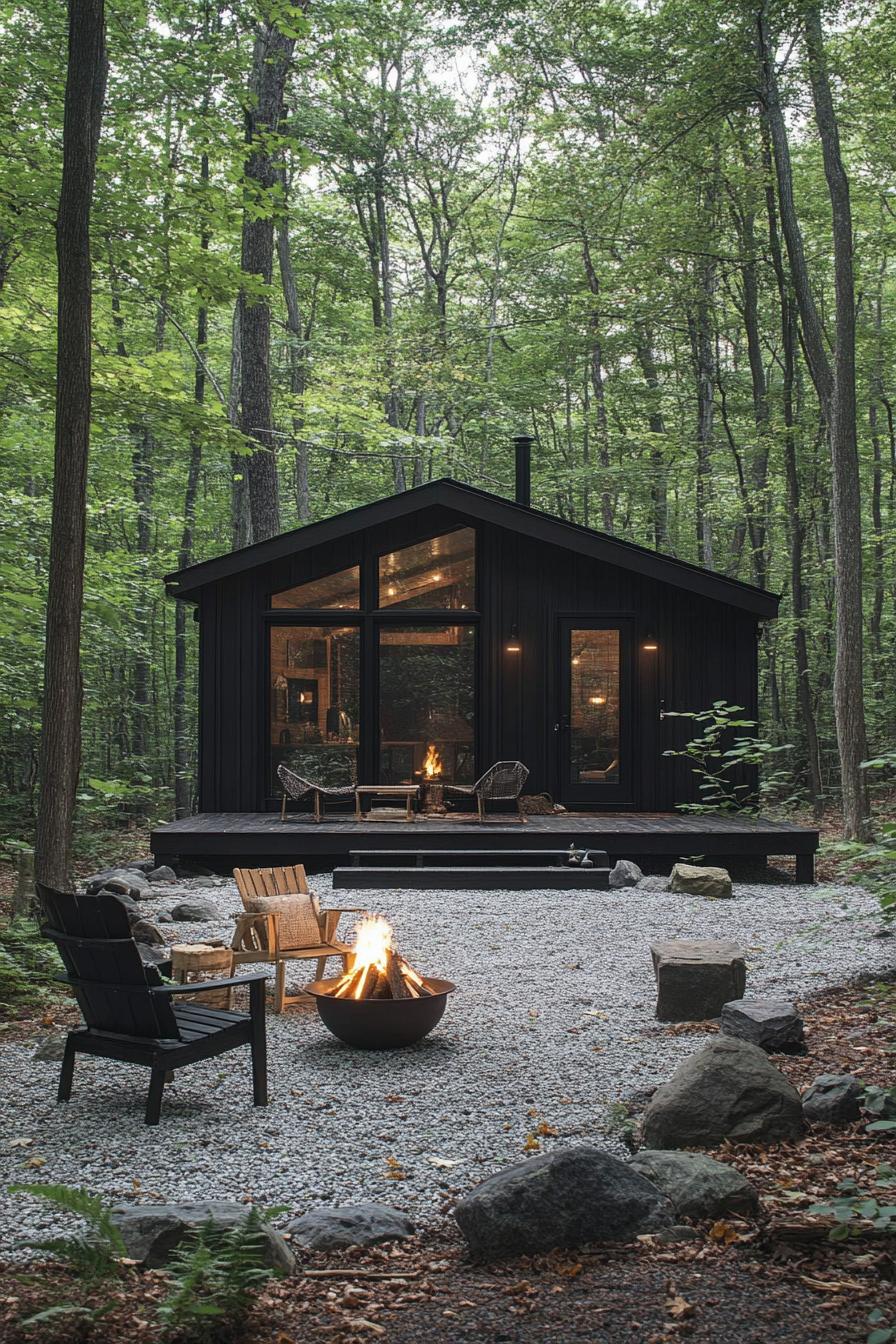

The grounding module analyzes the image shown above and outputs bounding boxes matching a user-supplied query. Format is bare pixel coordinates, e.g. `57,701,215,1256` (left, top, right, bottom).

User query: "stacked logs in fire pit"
306,915,454,1048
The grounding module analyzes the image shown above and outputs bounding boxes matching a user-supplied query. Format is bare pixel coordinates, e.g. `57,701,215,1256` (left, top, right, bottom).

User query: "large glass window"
271,565,360,610
378,529,475,610
569,629,620,785
269,625,360,793
378,625,475,785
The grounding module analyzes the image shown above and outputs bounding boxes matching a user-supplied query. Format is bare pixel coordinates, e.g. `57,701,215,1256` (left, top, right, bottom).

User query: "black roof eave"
165,478,780,619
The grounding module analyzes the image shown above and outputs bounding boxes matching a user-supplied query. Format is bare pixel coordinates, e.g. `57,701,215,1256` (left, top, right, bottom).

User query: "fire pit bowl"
305,975,456,1049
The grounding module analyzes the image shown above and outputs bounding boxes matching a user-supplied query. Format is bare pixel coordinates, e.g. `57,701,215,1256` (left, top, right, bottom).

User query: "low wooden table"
355,784,419,822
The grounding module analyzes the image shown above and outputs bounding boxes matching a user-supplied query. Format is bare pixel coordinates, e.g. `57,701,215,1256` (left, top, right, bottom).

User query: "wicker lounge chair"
444,760,530,823
278,763,356,822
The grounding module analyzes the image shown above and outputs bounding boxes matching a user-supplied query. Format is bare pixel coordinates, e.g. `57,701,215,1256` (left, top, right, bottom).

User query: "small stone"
720,999,805,1054
453,1146,672,1259
285,1204,415,1250
609,860,643,889
148,865,177,884
170,901,218,922
187,876,222,889
654,1224,701,1244
641,1037,805,1149
33,1034,68,1063
121,858,156,873
629,1151,758,1219
110,1202,294,1273
156,911,174,924
669,863,733,900
802,1074,863,1124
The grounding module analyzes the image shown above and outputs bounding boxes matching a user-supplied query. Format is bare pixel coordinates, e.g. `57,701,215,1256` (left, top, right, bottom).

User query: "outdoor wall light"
505,623,521,653
642,634,659,651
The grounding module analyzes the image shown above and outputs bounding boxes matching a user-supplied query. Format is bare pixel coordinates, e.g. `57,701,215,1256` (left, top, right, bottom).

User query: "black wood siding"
197,504,761,813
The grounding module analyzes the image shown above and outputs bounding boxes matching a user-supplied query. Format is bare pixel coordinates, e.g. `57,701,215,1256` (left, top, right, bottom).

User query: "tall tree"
239,5,304,542
34,0,107,886
759,0,871,839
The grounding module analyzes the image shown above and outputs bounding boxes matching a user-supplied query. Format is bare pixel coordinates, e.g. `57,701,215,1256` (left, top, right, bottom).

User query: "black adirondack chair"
37,883,268,1125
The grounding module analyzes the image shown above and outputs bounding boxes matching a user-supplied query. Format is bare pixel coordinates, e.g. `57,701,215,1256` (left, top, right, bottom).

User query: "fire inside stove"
324,915,433,1001
422,743,443,778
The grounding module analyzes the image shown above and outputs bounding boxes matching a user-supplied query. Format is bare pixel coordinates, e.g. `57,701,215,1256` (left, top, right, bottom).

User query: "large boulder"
453,1146,672,1259
641,1037,805,1149
286,1204,415,1250
669,863,732,900
629,1150,758,1220
720,999,805,1054
127,916,167,947
147,865,177,884
85,868,151,897
109,1201,294,1273
802,1074,864,1124
651,940,746,1022
609,860,643,889
170,900,218,922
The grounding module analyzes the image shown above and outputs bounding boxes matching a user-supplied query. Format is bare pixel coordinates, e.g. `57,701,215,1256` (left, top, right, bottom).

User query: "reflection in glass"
570,629,620,784
271,565,360,609
378,625,475,784
269,625,359,791
378,529,475,610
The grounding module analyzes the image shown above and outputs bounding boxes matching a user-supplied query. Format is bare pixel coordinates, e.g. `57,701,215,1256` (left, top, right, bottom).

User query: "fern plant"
9,1183,126,1282
0,918,63,1010
156,1207,278,1342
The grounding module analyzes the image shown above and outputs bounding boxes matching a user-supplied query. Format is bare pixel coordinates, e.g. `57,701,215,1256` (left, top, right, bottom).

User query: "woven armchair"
444,760,530,823
278,763,356,822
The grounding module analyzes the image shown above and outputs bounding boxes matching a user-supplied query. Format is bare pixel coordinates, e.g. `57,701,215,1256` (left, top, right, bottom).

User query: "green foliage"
662,702,795,815
9,1184,127,1282
863,1085,896,1133
155,1207,279,1342
809,1163,896,1241
0,918,63,1010
868,1307,896,1344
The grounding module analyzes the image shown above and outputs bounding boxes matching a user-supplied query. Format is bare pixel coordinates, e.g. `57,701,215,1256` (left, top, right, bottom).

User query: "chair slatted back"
36,883,179,1041
234,865,309,908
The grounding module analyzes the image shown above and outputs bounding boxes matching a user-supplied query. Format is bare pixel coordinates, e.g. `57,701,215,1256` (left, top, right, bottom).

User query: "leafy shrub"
662,701,795,814
9,1183,126,1282
808,1163,896,1241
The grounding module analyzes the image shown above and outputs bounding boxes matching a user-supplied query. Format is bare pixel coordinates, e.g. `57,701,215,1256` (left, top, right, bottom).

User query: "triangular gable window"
378,528,475,610
271,565,360,610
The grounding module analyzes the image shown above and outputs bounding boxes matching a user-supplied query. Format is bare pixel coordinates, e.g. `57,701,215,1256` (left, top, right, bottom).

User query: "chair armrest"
232,910,280,954
155,972,268,994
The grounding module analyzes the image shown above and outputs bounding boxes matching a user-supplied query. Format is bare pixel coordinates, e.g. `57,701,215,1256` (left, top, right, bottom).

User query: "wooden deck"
151,811,819,882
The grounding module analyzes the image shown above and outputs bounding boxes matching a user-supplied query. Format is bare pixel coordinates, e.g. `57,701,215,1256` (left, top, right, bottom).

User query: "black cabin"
164,443,779,819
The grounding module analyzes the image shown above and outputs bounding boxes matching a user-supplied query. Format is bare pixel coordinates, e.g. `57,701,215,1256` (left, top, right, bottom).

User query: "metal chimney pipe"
513,434,532,507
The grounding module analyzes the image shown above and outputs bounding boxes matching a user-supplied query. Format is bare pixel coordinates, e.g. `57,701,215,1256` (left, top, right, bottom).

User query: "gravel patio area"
0,874,891,1252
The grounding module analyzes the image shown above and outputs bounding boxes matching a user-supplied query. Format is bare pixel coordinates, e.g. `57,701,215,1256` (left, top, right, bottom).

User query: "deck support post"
795,852,815,884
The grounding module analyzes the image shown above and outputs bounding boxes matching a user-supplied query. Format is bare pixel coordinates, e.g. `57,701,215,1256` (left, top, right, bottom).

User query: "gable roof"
164,478,779,618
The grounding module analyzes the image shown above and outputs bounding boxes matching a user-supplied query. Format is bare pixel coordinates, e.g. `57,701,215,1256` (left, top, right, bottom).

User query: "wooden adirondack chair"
231,865,360,1013
37,882,268,1125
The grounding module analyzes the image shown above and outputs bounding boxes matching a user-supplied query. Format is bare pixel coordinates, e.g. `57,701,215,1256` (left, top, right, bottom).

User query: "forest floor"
0,975,894,1342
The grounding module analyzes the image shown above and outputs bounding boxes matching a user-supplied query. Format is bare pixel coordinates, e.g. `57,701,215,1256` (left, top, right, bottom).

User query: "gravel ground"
0,873,891,1253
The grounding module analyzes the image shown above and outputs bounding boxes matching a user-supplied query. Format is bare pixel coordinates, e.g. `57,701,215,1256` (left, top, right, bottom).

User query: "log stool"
650,939,746,1022
170,943,234,1010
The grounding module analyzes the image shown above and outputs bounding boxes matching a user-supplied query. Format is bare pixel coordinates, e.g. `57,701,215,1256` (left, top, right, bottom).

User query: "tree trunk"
759,1,870,838
582,236,613,532
239,17,298,542
635,329,669,552
276,170,311,523
35,0,107,888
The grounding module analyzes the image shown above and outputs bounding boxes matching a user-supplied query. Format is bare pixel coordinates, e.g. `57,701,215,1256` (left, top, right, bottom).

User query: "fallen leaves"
384,1156,407,1180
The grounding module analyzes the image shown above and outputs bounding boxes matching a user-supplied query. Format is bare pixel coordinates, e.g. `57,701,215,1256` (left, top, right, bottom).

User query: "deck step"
348,847,610,868
333,865,611,890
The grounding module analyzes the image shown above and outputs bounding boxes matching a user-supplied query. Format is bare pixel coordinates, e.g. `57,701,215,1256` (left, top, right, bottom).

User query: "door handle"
553,718,570,732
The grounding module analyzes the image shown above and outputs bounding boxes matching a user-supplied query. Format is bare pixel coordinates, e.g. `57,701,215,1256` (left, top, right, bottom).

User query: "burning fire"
328,915,431,1000
422,743,443,778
